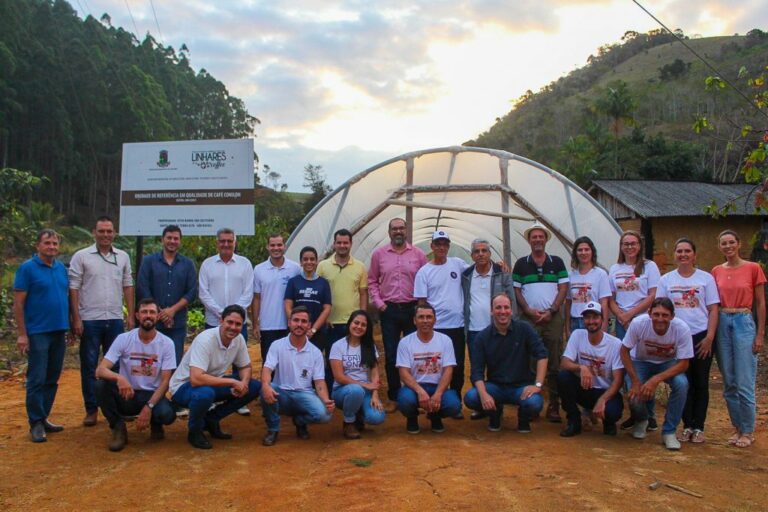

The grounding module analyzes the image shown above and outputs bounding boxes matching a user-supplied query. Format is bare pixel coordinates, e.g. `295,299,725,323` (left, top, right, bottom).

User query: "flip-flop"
728,432,741,445
690,429,705,444
735,434,754,448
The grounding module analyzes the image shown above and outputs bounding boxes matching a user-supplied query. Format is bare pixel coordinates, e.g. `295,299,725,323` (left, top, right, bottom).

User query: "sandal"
735,434,755,448
677,428,693,442
690,429,705,444
727,431,741,445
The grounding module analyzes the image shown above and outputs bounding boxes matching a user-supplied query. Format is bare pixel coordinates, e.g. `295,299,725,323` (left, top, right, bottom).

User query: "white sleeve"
597,269,612,299
329,339,343,361
396,338,410,368
655,275,669,298
646,261,661,289
252,265,262,294
103,334,126,364
198,260,222,315
562,333,578,362
441,335,457,367
703,272,720,305
236,258,254,310
413,267,428,299
621,321,640,350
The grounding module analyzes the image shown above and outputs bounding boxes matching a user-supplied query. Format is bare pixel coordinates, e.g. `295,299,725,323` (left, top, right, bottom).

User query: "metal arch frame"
286,146,623,263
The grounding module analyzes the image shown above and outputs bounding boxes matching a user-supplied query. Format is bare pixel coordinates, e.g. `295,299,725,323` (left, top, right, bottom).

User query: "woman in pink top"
712,230,766,448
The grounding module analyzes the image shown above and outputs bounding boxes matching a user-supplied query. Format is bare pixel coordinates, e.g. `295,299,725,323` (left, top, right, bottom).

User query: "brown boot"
343,421,361,439
83,411,98,427
546,402,562,423
108,423,128,452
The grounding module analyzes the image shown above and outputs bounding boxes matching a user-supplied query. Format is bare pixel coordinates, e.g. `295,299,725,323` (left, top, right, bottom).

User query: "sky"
76,0,768,191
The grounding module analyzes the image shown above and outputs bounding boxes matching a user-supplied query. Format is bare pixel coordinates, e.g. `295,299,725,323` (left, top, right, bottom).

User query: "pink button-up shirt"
368,243,427,309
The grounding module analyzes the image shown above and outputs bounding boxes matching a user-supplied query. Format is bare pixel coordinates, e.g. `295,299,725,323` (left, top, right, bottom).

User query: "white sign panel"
119,139,255,236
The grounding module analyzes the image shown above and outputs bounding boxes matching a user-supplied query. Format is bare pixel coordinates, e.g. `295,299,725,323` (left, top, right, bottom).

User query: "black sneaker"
406,416,420,434
620,417,635,430
295,423,310,440
30,421,47,443
647,417,659,431
559,422,582,437
187,430,212,450
488,412,501,432
430,415,445,433
517,415,532,434
603,422,618,436
150,423,165,440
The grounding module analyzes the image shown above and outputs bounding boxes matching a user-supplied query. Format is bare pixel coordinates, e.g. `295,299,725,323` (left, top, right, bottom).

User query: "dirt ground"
1,343,767,512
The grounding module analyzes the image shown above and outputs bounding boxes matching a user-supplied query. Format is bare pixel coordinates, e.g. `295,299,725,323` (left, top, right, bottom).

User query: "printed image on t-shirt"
571,283,592,304
579,351,608,378
342,354,361,370
615,272,639,292
643,340,675,358
667,285,700,309
129,352,159,377
413,351,443,376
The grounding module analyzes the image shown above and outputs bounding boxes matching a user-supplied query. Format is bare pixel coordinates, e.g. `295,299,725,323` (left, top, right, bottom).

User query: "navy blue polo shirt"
14,255,69,334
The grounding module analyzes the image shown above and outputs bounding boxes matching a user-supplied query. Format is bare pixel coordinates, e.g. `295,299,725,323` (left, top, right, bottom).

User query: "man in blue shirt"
137,225,198,365
13,229,71,443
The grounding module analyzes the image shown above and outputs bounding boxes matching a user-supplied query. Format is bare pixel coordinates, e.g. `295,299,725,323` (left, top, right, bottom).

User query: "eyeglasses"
621,242,639,248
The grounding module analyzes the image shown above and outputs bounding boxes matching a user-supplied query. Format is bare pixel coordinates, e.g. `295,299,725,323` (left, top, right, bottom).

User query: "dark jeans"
557,370,623,426
682,330,714,430
311,326,334,391
158,326,187,366
380,302,417,400
95,379,175,429
172,377,261,432
26,331,66,425
435,327,466,396
259,329,288,364
463,382,544,419
80,319,124,413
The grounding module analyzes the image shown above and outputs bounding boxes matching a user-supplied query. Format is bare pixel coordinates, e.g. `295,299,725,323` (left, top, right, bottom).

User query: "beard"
140,319,156,332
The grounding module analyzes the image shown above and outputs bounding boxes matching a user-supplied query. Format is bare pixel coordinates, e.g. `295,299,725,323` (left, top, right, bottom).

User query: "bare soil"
0,344,767,512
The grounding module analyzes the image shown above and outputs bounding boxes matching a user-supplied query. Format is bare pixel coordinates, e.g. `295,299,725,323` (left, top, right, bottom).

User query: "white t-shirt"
568,267,611,318
329,338,379,389
263,336,325,391
622,314,694,364
609,261,661,311
468,268,492,331
252,258,301,330
414,257,468,329
396,331,456,385
656,269,720,334
562,330,624,389
169,327,250,395
104,329,176,391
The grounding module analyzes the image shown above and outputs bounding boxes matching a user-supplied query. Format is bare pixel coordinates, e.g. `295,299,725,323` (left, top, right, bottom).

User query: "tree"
595,80,636,177
303,164,332,213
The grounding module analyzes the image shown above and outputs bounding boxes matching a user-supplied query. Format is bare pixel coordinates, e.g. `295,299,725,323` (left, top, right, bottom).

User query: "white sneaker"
632,419,649,439
662,433,681,450
176,408,190,418
237,406,251,416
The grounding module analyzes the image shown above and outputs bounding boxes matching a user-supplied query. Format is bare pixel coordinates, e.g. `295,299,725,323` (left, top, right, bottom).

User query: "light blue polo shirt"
14,255,69,334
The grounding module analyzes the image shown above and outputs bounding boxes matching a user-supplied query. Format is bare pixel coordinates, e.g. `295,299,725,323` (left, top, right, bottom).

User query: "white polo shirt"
263,336,325,391
169,327,250,395
252,257,301,330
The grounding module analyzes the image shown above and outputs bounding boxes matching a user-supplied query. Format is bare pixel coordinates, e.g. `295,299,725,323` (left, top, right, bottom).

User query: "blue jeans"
80,319,124,413
95,380,175,429
627,359,688,435
172,378,261,432
716,312,758,434
26,331,67,425
557,370,623,425
158,326,187,366
570,317,585,331
615,321,627,340
397,383,462,418
260,386,332,432
380,302,417,400
463,382,544,419
332,384,386,424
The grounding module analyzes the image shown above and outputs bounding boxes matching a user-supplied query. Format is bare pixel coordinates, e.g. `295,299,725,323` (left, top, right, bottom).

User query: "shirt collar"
215,253,240,264
386,242,414,253
473,265,492,278
88,243,116,255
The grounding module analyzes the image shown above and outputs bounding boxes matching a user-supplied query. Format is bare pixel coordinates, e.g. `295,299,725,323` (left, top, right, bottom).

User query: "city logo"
191,150,227,170
157,150,170,168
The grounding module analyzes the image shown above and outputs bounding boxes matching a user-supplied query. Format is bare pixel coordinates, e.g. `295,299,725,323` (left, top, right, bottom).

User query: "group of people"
13,215,764,452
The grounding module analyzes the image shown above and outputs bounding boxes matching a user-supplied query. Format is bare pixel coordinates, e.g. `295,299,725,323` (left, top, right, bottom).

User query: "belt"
721,308,751,314
385,301,418,309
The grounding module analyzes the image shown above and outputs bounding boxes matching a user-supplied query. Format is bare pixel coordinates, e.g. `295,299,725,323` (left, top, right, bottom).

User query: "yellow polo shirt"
317,255,368,325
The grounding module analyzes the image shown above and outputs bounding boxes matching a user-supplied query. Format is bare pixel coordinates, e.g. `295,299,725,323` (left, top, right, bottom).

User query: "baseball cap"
432,230,450,242
582,301,602,316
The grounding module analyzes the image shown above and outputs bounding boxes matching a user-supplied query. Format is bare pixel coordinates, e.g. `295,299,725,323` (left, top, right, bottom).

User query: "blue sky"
77,1,768,191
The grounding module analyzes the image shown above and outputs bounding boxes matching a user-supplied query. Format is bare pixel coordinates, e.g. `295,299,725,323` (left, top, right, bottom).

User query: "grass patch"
350,458,373,468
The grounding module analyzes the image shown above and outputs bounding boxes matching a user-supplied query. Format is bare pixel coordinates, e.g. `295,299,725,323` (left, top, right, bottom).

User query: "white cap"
582,301,602,316
432,230,450,242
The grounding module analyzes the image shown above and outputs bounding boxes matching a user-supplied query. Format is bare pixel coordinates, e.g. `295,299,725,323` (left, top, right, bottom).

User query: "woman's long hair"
617,230,646,277
346,310,377,369
570,236,598,270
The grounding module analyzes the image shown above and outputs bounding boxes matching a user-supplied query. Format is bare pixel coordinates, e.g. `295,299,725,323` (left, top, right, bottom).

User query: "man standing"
94,298,176,451
414,230,469,407
169,305,262,449
14,229,70,442
260,306,334,446
317,228,368,342
620,298,692,450
463,294,548,433
198,227,253,414
69,216,135,427
512,222,568,422
368,218,427,406
558,301,624,437
396,303,462,434
136,225,198,365
461,238,515,419
252,233,300,364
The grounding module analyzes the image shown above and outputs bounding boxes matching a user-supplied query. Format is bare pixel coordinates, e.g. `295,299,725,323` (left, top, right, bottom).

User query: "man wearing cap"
512,222,569,422
368,218,427,407
414,230,470,409
557,301,624,437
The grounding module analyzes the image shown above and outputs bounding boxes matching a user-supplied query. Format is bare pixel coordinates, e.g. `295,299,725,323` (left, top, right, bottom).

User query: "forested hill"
0,0,258,224
467,29,768,188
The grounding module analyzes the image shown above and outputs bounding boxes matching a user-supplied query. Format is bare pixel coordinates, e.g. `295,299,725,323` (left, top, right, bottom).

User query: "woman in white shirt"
565,236,611,338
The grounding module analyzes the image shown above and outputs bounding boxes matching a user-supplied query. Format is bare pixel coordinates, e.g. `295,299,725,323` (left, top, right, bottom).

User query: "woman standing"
565,236,611,337
330,310,385,439
656,238,719,443
712,230,766,448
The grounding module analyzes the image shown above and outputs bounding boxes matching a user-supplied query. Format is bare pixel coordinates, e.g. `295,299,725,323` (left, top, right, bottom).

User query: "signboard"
119,139,255,235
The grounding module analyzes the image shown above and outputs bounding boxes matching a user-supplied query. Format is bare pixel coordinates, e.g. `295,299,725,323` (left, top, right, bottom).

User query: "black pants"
435,327,466,396
95,379,175,429
682,330,714,430
259,329,288,364
380,302,417,401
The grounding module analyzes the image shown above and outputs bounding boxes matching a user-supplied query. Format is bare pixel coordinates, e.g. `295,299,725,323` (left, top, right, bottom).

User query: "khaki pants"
526,310,564,404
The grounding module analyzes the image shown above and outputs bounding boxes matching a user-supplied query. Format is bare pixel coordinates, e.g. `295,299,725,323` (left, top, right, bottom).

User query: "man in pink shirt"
368,218,427,406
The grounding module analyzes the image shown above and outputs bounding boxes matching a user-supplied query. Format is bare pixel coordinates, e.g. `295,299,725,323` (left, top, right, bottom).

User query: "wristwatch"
146,402,155,410
310,327,317,335
535,382,543,389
